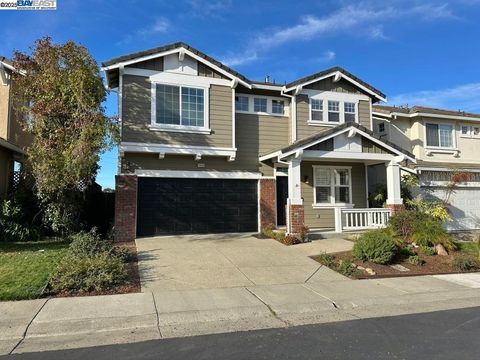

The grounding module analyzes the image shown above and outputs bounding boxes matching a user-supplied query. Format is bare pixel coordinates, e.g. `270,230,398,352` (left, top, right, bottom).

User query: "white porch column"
385,160,403,205
287,158,302,205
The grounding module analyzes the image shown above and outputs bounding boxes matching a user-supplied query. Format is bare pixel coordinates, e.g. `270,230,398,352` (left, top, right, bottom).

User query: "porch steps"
309,229,365,240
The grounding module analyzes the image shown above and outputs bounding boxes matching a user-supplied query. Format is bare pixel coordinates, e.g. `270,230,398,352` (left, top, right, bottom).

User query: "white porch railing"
334,208,392,233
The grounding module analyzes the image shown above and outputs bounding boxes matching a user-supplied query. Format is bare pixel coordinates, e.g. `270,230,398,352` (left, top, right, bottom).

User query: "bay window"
154,84,206,128
426,123,454,148
314,166,352,205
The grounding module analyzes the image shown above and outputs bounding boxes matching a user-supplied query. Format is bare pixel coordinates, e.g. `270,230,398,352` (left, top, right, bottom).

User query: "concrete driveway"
136,233,351,291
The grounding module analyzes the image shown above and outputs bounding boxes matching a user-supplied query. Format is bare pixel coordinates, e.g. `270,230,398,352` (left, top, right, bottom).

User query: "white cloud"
389,83,480,112
318,50,336,62
187,0,232,17
221,51,258,67
222,1,460,66
255,2,457,48
117,17,171,45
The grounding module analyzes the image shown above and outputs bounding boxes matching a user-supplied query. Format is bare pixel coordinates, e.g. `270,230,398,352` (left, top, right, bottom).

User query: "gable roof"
260,122,415,162
373,104,480,120
101,43,385,100
284,66,386,102
102,42,250,86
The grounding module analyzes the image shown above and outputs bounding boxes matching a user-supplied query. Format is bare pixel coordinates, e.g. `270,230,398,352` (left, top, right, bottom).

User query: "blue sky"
1,0,480,189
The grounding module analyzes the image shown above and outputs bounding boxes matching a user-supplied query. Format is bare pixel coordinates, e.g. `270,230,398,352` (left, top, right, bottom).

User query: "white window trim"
235,93,290,117
460,123,480,139
306,92,362,126
151,81,210,134
312,165,353,208
424,122,456,150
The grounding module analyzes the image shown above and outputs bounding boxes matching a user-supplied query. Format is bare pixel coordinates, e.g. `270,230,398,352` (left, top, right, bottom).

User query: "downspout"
281,86,299,143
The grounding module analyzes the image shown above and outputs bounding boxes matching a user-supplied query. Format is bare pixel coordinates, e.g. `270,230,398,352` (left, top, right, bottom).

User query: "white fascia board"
134,170,262,179
120,142,236,156
417,166,480,173
279,126,416,163
102,47,251,89
372,111,393,118
383,110,480,122
251,83,284,91
303,150,394,161
259,150,282,162
0,61,15,72
284,71,386,102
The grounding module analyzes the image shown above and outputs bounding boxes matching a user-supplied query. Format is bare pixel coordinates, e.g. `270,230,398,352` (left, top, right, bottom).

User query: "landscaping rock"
390,264,410,272
365,268,376,276
435,244,448,256
357,265,365,271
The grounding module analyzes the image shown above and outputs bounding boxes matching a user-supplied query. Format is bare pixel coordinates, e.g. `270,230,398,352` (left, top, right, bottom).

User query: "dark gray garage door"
137,178,258,236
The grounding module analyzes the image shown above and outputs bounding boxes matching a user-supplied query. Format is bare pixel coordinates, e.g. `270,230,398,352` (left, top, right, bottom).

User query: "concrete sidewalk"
2,271,480,355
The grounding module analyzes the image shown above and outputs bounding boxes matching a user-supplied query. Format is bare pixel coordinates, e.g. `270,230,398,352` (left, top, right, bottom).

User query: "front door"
276,176,288,226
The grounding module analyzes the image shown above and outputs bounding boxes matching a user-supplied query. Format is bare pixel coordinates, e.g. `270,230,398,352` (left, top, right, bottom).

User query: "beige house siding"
122,113,288,176
358,100,371,129
412,116,480,164
122,75,232,147
301,161,367,229
0,83,9,140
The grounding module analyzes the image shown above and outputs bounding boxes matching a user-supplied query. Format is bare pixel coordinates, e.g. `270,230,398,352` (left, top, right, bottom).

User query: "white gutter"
374,110,480,122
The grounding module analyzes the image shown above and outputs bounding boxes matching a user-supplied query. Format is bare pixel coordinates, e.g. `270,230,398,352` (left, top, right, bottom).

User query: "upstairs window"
378,123,386,133
426,123,454,148
155,84,205,127
235,95,249,112
328,101,340,122
344,102,356,123
254,98,267,112
272,100,285,115
311,99,323,121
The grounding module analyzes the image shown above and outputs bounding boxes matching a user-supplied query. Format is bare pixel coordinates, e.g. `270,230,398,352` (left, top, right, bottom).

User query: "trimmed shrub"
452,255,480,271
352,229,397,264
388,210,430,240
408,255,425,266
68,229,113,257
419,246,436,256
411,219,456,252
336,260,357,277
50,253,127,293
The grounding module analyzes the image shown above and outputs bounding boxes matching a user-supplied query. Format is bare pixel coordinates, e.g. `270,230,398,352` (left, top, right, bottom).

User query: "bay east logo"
16,0,56,9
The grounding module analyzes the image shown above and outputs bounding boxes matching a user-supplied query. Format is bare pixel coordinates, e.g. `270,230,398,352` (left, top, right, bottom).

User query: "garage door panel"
137,178,258,236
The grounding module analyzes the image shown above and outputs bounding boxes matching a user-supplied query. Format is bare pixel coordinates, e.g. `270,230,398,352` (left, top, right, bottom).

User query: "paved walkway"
1,234,479,355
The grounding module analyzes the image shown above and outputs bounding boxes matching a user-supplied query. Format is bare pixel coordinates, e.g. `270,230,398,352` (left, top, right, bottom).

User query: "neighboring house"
372,105,480,231
0,56,30,196
102,42,415,241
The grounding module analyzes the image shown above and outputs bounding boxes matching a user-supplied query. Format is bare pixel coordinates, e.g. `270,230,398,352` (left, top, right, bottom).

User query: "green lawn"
0,240,69,301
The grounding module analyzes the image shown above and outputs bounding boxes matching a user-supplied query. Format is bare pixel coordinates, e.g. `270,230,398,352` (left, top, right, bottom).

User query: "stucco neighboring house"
372,105,480,230
102,42,417,242
0,56,31,196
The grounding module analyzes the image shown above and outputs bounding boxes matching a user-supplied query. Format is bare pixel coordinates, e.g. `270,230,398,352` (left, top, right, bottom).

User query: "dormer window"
344,102,356,123
308,93,361,125
254,98,267,113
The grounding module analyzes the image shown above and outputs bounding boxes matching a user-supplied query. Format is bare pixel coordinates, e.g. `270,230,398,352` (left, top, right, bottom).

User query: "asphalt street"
3,307,480,360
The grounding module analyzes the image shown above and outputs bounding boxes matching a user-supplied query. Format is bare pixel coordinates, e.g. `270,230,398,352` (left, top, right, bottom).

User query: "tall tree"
12,37,118,233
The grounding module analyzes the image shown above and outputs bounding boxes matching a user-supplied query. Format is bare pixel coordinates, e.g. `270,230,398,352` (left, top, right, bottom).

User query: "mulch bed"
312,250,478,280
48,242,141,298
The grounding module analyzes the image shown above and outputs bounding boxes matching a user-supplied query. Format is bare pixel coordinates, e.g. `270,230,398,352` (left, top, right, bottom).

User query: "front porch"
259,123,415,234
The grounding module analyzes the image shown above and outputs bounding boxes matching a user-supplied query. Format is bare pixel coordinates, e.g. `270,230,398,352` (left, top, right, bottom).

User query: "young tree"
12,37,118,234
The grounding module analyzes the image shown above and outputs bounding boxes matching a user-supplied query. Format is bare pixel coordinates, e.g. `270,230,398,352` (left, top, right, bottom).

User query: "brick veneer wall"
288,204,305,234
259,178,276,229
385,204,405,214
114,175,138,243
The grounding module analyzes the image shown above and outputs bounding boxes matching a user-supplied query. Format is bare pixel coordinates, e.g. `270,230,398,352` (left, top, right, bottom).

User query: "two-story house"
372,105,480,231
103,42,415,241
0,56,30,196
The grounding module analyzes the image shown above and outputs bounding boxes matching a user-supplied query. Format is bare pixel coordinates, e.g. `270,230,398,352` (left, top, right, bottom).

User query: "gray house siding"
122,75,233,148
